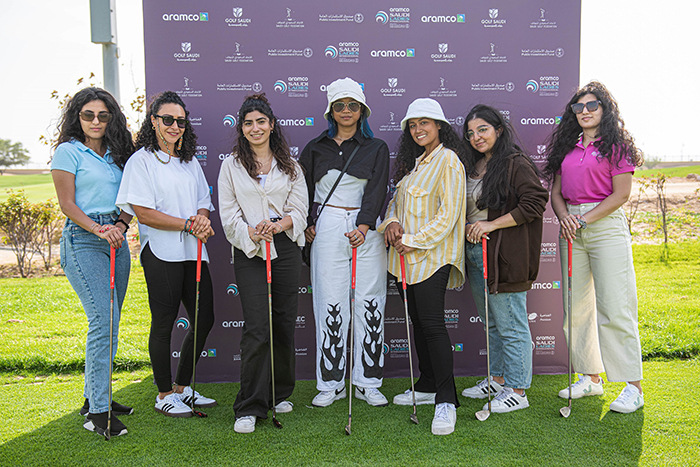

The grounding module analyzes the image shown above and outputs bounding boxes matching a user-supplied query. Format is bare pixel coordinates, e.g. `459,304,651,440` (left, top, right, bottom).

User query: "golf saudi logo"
176,318,190,330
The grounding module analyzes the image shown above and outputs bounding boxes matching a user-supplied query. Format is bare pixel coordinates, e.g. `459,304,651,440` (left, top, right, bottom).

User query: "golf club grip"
109,247,115,289
196,239,202,282
482,237,487,281
399,254,407,290
567,238,572,278
351,247,357,290
266,241,272,284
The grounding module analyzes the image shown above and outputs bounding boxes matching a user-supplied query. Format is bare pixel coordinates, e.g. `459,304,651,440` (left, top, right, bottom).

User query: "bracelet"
90,223,100,233
358,230,366,240
578,216,588,230
183,219,192,233
114,219,130,232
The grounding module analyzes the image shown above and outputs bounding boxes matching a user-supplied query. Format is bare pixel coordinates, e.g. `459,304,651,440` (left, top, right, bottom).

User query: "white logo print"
233,7,243,17
181,42,192,52
438,43,448,53
489,9,498,19
388,77,397,87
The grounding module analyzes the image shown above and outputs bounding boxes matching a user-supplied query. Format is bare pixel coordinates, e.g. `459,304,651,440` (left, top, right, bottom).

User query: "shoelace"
165,394,188,407
494,388,515,402
434,404,450,421
616,386,636,403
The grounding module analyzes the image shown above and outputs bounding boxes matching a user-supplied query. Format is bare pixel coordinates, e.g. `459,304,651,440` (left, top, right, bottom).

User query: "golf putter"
400,254,419,425
190,239,207,418
266,241,282,428
560,238,573,418
476,237,492,422
345,247,357,436
105,246,115,440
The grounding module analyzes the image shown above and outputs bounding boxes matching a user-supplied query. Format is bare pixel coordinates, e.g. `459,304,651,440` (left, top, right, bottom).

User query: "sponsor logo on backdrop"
453,343,464,351
290,146,299,159
382,343,390,355
222,320,245,328
384,316,407,326
325,42,360,63
370,48,415,58
277,7,304,28
318,12,364,23
216,82,263,92
234,354,241,361
380,77,406,97
531,8,558,29
298,284,312,293
177,76,202,99
471,81,515,92
528,76,560,97
295,347,308,356
541,242,557,263
469,315,483,324
429,77,457,98
378,111,402,133
295,315,306,329
532,281,561,290
222,115,236,127
448,116,465,127
275,77,309,98
480,42,507,63
176,317,189,330
226,283,239,295
267,47,313,58
225,42,254,63
171,349,215,359
421,14,465,23
195,146,207,166
174,42,200,62
389,338,409,358
376,8,411,28
482,8,506,28
277,117,314,127
432,42,457,63
189,116,202,127
521,47,565,58
225,7,250,27
520,116,561,125
163,12,208,22
528,312,538,322
499,109,511,122
535,335,555,355
219,153,232,161
445,308,459,329
542,215,560,225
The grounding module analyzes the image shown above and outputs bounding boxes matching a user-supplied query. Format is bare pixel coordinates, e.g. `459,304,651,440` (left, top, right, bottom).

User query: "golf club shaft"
400,255,418,418
191,239,202,412
106,246,115,440
483,237,491,412
346,247,357,434
265,241,280,425
567,238,573,404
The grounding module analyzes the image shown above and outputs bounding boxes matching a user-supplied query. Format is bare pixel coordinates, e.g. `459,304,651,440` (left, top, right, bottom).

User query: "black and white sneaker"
484,387,529,413
83,412,128,437
80,398,134,416
312,387,346,407
154,393,193,418
461,377,504,399
176,386,217,408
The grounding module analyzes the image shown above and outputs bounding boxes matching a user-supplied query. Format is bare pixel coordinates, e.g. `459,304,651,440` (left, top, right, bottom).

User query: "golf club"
105,246,115,440
476,237,492,422
345,247,357,436
560,238,573,418
190,239,207,418
266,240,282,429
399,254,419,425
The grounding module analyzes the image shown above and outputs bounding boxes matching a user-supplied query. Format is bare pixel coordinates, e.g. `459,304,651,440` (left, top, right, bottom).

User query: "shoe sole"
234,425,255,434
431,426,455,435
461,391,490,399
557,390,604,400
154,407,193,418
275,404,293,414
393,397,435,406
610,402,644,414
83,420,128,437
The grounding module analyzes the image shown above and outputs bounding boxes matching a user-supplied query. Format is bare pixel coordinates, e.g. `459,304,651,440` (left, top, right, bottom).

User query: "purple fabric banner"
143,0,581,383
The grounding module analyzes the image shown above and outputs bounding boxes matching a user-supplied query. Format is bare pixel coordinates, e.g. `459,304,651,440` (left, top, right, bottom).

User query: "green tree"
0,139,30,175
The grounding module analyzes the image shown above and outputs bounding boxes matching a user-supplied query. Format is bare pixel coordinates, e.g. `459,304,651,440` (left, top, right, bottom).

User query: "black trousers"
232,234,301,419
396,264,459,406
141,243,215,392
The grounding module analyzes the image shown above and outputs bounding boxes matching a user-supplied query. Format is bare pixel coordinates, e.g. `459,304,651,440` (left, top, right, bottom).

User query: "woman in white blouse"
218,94,308,434
117,91,217,418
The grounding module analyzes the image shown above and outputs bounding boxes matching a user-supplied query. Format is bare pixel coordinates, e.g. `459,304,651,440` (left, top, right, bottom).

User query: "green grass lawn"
635,164,700,178
0,173,56,202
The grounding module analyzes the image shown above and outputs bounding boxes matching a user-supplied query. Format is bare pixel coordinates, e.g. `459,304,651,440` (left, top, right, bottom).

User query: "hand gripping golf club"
190,239,207,418
560,238,573,418
400,255,419,425
105,246,116,440
476,237,492,422
345,247,357,436
266,241,283,428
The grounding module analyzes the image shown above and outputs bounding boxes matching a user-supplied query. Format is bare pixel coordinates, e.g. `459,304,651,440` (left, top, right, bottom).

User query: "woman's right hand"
559,214,580,241
305,226,316,243
95,224,124,250
194,226,215,243
384,222,404,248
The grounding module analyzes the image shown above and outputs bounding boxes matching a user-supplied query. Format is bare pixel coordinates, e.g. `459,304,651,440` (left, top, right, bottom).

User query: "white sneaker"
393,389,436,406
177,386,218,407
461,377,504,399
312,387,346,407
609,384,644,413
431,402,456,435
234,415,256,433
355,387,389,407
485,387,530,413
274,401,293,413
154,393,193,418
558,375,604,399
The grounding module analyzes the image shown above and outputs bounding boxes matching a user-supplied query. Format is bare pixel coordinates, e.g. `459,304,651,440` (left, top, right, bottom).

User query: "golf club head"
344,424,351,436
410,413,419,425
559,406,571,418
475,409,491,421
193,409,208,418
272,416,283,429
104,431,111,441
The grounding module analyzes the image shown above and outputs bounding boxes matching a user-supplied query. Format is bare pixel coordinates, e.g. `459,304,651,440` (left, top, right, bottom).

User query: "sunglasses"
155,114,187,128
332,101,361,113
571,100,601,114
79,111,112,123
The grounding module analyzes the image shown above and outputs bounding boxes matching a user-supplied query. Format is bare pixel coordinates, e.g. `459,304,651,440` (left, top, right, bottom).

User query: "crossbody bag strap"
315,141,362,220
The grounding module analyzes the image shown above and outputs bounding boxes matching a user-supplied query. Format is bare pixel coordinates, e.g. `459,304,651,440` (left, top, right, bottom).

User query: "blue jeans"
465,242,532,390
60,213,130,414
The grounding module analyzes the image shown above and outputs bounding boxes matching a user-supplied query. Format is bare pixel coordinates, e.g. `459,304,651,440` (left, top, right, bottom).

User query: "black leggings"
141,243,215,392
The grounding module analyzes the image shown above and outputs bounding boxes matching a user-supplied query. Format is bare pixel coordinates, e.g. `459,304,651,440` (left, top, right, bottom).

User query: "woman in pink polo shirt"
544,81,644,414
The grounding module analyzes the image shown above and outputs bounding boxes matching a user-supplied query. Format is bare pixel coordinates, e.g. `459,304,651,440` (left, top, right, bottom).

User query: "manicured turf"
635,164,700,178
0,174,56,202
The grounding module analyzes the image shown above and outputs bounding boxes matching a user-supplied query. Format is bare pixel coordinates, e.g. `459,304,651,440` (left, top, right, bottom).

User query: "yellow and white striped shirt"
378,144,466,287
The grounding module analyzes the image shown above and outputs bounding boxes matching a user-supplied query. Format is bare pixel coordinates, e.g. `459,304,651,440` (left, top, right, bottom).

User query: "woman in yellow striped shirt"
378,98,467,435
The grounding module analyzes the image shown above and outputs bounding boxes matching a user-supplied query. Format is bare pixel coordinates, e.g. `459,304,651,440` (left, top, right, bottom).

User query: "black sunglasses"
79,110,112,123
571,100,601,114
332,101,361,113
155,114,187,128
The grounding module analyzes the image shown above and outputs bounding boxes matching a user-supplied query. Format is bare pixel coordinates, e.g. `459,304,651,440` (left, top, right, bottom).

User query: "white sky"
1,0,699,167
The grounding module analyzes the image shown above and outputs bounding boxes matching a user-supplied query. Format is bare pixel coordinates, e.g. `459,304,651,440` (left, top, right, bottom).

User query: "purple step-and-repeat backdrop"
143,1,581,383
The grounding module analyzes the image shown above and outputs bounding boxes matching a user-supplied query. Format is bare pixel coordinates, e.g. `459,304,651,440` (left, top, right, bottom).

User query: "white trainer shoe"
393,389,436,406
234,415,256,433
431,402,456,435
312,387,346,407
154,393,193,418
177,386,218,407
485,387,529,413
274,400,294,413
609,384,644,413
558,375,604,399
461,377,504,399
355,387,389,407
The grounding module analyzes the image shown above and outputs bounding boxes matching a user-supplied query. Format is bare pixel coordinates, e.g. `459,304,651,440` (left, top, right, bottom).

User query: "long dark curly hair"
543,81,643,182
135,91,197,163
394,120,467,182
463,104,539,211
232,93,298,181
54,87,135,169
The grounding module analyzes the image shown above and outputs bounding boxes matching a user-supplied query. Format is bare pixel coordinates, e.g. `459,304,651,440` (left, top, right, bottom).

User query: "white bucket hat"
324,77,371,120
400,98,448,131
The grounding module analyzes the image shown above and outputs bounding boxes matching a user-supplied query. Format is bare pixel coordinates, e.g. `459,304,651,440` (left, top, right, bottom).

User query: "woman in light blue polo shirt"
51,87,135,437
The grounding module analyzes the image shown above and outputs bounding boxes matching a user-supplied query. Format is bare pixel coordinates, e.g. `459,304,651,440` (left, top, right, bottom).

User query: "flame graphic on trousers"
362,298,383,379
320,303,345,382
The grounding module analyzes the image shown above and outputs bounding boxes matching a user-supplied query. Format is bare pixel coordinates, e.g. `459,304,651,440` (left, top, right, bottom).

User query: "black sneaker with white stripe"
154,393,193,418
483,387,530,413
80,398,134,416
83,411,128,437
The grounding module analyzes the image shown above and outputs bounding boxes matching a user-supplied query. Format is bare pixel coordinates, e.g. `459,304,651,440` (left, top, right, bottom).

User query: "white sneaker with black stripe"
154,393,193,418
312,387,346,407
484,387,529,413
176,386,218,408
461,377,504,399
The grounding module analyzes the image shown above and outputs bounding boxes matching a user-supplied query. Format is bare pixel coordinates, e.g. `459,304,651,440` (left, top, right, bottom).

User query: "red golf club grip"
482,237,487,281
567,238,572,278
399,254,407,291
109,247,115,290
266,241,272,284
351,247,357,290
196,239,202,282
